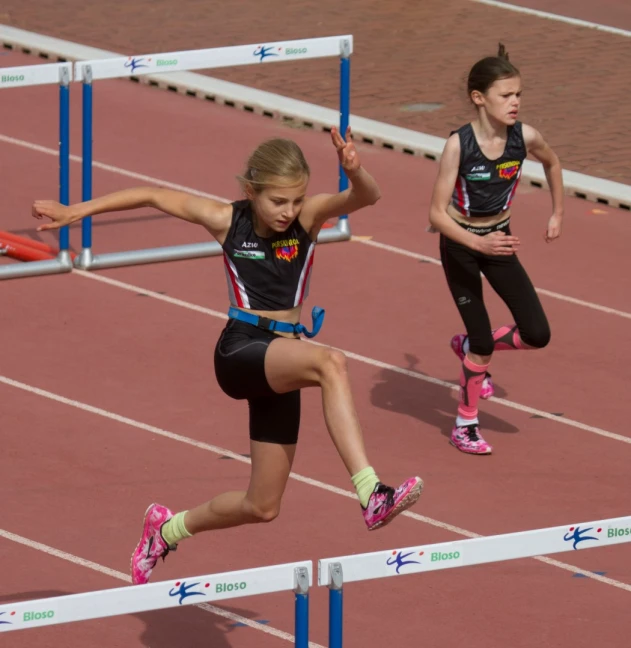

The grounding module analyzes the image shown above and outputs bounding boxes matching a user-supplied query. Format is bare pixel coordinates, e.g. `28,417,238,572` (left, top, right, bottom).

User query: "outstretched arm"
32,187,233,241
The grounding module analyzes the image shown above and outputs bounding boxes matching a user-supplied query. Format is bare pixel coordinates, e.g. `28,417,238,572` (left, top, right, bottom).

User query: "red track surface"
1,44,630,648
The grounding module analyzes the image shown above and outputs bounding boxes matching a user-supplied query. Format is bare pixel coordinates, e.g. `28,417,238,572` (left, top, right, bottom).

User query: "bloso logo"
563,525,602,550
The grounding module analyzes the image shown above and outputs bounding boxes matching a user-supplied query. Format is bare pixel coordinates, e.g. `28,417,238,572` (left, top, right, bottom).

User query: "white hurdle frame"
320,515,631,647
0,560,312,644
2,516,630,643
72,35,354,271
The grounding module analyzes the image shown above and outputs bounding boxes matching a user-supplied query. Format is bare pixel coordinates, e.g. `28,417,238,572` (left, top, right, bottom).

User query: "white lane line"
470,0,631,38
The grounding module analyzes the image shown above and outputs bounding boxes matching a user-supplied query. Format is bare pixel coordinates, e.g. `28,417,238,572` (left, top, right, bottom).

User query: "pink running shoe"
362,477,423,531
450,424,492,455
450,334,495,399
130,503,177,585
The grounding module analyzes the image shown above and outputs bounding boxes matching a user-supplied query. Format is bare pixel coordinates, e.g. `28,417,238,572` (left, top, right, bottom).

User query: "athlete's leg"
130,397,298,586
263,337,423,528
130,322,302,585
441,234,497,398
480,251,551,352
184,439,295,531
439,234,494,454
177,388,301,533
264,340,368,475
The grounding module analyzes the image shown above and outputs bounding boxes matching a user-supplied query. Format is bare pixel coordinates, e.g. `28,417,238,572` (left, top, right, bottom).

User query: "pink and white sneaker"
362,477,423,531
450,334,494,399
450,424,492,455
130,503,177,585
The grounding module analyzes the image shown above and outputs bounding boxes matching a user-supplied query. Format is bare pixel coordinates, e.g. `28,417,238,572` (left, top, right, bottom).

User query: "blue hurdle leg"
338,39,351,219
294,566,310,648
328,562,344,648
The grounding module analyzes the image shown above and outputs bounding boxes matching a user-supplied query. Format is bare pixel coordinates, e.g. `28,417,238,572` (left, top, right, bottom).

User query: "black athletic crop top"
450,122,526,217
221,200,316,311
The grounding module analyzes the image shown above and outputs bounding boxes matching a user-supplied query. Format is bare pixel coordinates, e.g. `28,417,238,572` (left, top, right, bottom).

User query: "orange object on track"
0,237,56,262
0,231,76,261
0,230,59,255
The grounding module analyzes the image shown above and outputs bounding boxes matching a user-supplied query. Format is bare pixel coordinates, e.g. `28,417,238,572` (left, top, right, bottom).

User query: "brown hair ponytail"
467,42,520,102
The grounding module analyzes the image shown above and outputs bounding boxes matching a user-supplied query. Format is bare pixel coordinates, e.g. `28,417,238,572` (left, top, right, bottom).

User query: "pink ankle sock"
493,325,527,351
458,356,490,420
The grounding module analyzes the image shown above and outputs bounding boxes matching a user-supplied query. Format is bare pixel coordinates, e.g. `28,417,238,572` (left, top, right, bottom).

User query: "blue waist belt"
228,306,325,339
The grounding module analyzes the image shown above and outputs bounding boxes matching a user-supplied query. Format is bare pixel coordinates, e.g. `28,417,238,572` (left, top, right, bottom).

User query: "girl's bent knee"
318,348,348,379
523,325,551,349
249,502,281,523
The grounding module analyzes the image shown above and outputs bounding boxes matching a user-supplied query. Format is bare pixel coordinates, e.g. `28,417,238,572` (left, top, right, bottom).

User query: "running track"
1,46,630,648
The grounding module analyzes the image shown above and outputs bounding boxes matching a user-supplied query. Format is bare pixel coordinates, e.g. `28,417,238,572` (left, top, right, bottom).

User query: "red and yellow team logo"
273,238,299,262
496,160,521,180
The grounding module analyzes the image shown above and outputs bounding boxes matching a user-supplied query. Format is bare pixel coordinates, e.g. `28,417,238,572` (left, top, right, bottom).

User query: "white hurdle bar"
319,516,631,648
0,560,312,645
72,35,354,271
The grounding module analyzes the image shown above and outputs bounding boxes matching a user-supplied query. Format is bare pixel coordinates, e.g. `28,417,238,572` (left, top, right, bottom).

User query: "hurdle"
0,559,312,644
319,515,631,647
0,61,73,280
72,35,353,271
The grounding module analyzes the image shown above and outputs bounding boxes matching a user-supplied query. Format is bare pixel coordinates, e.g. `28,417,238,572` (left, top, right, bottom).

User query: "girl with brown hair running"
429,44,564,455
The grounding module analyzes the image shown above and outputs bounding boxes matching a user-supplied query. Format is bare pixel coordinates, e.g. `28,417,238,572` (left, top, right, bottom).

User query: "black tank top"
221,200,316,311
450,122,526,217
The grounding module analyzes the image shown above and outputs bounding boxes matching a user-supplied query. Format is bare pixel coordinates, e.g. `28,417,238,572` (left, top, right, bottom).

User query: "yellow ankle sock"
161,511,193,546
351,467,379,508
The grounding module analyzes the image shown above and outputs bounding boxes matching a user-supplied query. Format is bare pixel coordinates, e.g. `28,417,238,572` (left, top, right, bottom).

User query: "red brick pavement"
1,0,630,185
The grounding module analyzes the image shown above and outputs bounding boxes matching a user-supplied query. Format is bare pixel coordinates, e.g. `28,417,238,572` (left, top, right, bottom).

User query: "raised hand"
330,126,361,173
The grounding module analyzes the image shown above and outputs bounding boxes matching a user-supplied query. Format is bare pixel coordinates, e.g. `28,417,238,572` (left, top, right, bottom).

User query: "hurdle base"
74,220,351,271
319,218,351,243
74,247,94,270
0,250,73,280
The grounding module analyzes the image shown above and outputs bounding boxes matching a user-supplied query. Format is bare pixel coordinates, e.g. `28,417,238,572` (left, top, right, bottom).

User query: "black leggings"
214,319,301,445
439,226,551,356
